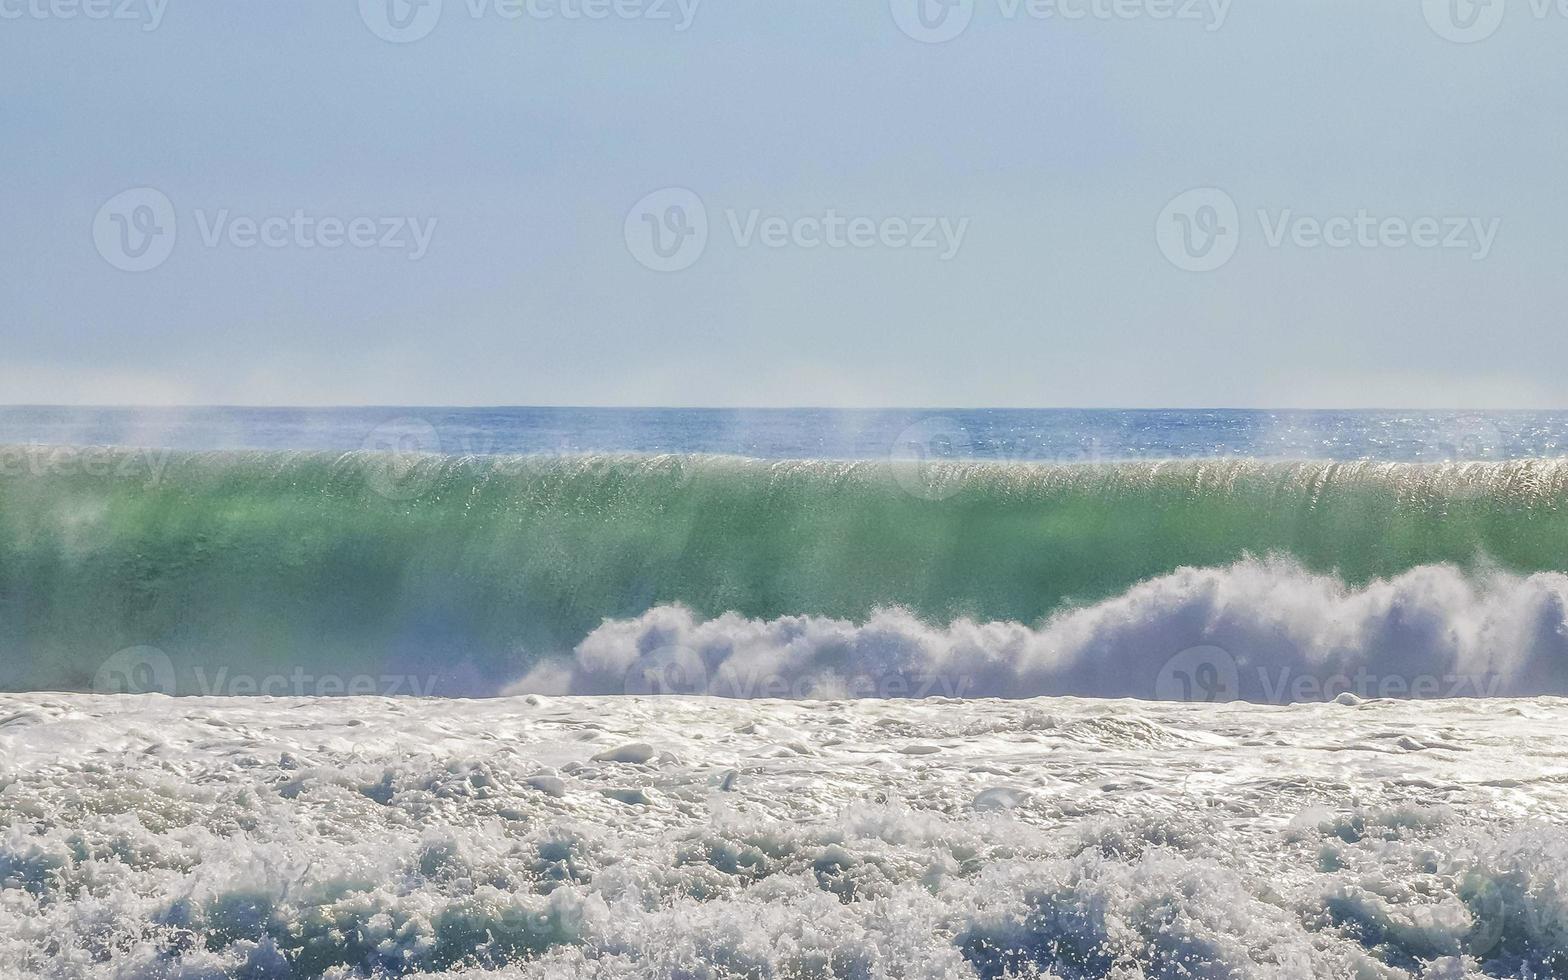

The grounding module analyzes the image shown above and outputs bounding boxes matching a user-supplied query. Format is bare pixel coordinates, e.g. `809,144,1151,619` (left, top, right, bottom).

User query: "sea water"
4,407,1568,977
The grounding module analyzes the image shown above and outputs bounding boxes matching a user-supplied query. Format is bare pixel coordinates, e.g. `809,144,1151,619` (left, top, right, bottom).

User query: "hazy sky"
2,0,1565,407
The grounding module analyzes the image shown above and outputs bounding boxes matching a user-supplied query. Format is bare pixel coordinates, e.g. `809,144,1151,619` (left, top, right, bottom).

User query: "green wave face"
3,448,1567,693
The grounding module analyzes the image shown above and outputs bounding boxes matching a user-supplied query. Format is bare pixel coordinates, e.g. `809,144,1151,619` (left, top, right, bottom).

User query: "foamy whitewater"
6,694,1568,978
6,409,1568,977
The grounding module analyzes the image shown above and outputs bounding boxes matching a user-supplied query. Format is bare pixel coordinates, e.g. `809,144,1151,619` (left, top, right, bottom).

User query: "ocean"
4,407,1568,977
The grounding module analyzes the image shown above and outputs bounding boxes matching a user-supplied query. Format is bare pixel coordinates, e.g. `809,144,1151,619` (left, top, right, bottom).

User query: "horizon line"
0,404,1559,414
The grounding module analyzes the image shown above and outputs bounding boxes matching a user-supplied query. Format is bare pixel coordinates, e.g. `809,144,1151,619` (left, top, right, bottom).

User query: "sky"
2,0,1565,408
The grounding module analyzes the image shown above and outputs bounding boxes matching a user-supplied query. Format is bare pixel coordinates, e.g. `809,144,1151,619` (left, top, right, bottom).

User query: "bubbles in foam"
514,558,1568,703
6,692,1568,977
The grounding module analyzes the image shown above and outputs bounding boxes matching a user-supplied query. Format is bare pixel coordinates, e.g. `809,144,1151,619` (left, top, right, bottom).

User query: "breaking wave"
5,448,1568,696
515,558,1568,702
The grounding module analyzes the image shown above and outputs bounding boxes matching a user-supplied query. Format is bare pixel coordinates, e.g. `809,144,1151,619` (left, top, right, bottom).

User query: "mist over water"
2,405,1567,460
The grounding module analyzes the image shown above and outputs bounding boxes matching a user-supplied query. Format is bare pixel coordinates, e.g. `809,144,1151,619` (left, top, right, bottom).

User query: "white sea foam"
510,558,1568,703
4,693,1568,977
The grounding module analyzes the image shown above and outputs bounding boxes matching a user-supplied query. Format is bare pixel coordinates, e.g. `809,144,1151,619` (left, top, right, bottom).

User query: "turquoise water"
3,409,1568,694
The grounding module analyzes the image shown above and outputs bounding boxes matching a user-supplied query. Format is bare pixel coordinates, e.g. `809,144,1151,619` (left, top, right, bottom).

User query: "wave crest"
8,449,1568,695
511,558,1568,702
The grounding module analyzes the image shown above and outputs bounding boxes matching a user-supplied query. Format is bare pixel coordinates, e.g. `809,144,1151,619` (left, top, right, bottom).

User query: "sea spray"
5,448,1568,695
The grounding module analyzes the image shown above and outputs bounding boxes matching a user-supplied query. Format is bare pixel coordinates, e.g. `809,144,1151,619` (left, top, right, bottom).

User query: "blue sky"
2,0,1565,407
